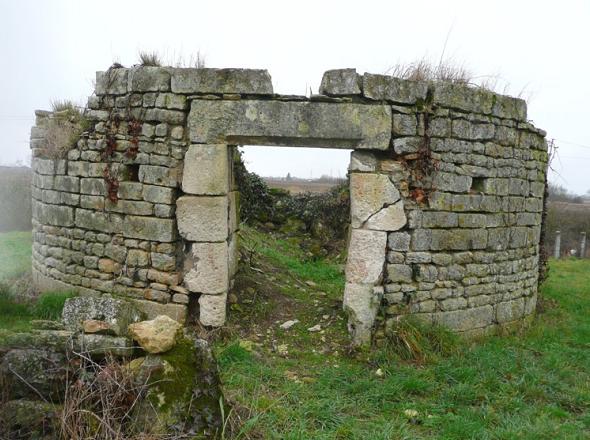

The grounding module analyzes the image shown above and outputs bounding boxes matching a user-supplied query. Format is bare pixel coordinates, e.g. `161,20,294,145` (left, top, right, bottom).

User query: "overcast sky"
1,0,589,193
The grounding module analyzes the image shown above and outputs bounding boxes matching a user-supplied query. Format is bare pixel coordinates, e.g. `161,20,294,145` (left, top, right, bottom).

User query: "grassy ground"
0,230,73,331
214,227,590,439
0,228,588,438
0,231,32,279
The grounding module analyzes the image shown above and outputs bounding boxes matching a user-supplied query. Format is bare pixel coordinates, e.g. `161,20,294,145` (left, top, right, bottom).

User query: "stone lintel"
189,100,392,150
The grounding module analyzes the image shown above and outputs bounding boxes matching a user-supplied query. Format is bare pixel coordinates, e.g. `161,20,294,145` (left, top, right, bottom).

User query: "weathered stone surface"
365,201,407,231
433,305,494,331
123,215,176,242
386,264,413,283
176,196,228,242
388,232,411,251
131,299,187,324
0,349,67,399
345,229,387,284
62,296,144,336
433,82,495,115
349,151,378,172
128,67,171,92
184,242,229,294
189,100,392,149
182,144,229,195
350,173,400,228
199,292,228,327
128,315,182,353
96,68,128,95
363,74,428,104
32,201,74,227
82,319,115,335
319,69,361,95
496,298,525,323
343,283,380,346
171,68,273,94
77,334,135,357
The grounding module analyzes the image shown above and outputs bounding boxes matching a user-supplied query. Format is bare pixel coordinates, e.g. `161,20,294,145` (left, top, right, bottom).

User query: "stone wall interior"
30,66,548,345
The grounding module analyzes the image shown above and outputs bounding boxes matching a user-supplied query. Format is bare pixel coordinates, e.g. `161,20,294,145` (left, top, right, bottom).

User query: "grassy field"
215,227,590,439
0,229,588,438
0,230,73,331
0,230,32,279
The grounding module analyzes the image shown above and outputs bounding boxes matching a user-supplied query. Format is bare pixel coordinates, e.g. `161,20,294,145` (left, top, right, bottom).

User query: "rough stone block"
349,151,378,172
143,185,175,204
386,264,413,283
182,144,229,195
319,69,361,95
342,282,380,346
139,165,180,187
127,67,171,92
199,292,228,327
364,202,406,232
171,68,273,94
422,211,458,228
496,298,525,323
62,296,144,336
189,100,392,150
388,232,411,251
433,305,494,331
433,82,495,115
184,242,229,294
430,229,487,250
176,196,228,242
96,68,128,95
350,173,400,228
345,229,387,284
362,74,428,104
432,172,472,193
32,202,74,227
122,216,176,242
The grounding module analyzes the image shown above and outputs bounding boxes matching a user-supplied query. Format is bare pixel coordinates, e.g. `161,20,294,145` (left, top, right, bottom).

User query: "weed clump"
42,101,89,159
378,317,460,364
138,50,162,67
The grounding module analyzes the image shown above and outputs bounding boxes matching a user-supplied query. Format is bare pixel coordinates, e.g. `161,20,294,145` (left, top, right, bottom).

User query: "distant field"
264,178,342,194
0,166,32,232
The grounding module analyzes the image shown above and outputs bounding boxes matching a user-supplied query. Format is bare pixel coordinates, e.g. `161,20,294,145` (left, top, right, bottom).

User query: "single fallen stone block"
62,296,144,336
128,315,183,354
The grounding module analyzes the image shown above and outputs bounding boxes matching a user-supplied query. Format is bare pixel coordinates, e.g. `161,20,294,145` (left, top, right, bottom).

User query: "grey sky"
1,0,589,192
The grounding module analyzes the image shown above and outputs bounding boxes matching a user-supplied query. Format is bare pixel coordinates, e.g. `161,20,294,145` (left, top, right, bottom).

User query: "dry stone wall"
30,66,548,345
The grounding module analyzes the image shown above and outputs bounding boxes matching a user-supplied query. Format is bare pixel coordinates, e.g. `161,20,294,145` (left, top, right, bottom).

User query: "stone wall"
30,66,548,345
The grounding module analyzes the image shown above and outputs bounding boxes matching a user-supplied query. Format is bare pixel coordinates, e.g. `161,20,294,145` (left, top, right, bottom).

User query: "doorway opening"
228,145,353,340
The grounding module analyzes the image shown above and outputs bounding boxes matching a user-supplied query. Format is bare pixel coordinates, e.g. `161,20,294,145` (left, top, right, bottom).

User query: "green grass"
0,231,32,279
0,230,73,331
216,231,590,440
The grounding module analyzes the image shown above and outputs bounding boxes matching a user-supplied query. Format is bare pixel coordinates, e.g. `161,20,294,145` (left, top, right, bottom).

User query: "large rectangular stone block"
32,201,74,227
123,216,176,242
345,229,387,284
171,68,273,94
433,305,494,331
182,145,229,195
176,196,228,242
184,242,229,294
189,100,392,149
363,74,428,104
350,173,400,228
